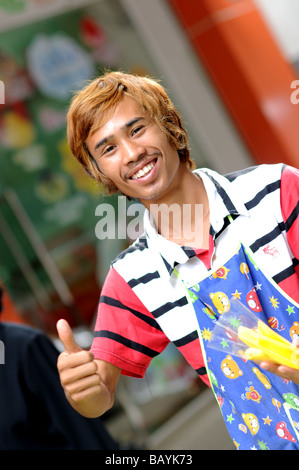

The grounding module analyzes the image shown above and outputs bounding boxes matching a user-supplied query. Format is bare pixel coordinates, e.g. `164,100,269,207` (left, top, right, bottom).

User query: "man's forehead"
91,96,147,133
92,98,149,136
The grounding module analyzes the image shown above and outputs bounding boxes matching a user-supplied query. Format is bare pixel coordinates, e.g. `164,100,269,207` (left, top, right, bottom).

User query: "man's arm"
57,319,121,418
281,165,299,258
269,165,299,382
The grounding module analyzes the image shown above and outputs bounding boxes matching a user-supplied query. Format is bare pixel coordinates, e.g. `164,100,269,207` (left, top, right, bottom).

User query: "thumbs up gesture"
57,319,121,417
56,319,104,417
57,319,83,354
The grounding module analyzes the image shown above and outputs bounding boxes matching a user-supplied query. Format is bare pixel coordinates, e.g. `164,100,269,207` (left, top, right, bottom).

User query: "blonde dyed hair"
67,71,194,194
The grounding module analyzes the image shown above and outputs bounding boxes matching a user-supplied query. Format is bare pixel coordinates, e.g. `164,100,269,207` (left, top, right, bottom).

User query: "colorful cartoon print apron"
179,234,299,450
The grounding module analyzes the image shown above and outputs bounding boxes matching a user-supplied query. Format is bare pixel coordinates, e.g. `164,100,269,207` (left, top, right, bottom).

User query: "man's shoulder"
220,163,285,204
110,233,166,288
112,235,148,262
223,163,284,184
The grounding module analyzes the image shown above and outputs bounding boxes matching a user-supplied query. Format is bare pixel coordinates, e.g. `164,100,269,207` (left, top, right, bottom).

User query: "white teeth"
131,161,155,180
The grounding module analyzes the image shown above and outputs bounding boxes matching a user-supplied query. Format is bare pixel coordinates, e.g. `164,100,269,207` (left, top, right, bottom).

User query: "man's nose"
121,139,146,163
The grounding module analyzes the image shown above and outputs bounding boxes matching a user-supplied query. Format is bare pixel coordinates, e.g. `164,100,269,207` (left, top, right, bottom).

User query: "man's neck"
146,169,210,249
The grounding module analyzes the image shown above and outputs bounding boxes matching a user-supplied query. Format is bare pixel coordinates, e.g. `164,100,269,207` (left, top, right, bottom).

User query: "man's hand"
259,338,299,384
56,319,120,418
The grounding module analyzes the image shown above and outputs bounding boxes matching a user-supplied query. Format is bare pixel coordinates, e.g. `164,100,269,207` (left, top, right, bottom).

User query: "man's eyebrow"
94,137,109,152
94,116,145,152
125,116,144,129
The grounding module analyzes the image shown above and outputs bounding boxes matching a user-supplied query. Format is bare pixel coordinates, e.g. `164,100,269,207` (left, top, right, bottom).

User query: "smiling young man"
57,71,299,449
85,94,210,246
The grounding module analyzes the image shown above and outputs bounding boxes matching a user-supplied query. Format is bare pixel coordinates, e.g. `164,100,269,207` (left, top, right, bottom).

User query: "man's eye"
104,145,115,155
132,126,144,136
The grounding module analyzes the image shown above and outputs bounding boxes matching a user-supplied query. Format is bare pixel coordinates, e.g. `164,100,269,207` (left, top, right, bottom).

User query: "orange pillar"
1,289,27,325
168,0,299,168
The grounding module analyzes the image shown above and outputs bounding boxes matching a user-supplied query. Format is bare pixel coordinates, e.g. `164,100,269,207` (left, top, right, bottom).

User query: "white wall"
254,0,299,62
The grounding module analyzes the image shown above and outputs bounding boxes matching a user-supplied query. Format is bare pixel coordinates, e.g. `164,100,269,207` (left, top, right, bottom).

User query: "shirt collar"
143,168,249,277
197,168,249,235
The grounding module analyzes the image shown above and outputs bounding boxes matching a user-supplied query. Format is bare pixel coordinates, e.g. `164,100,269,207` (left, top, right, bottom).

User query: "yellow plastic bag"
208,298,299,369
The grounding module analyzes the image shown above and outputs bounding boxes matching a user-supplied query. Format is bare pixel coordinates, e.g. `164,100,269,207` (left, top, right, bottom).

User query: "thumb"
56,319,82,353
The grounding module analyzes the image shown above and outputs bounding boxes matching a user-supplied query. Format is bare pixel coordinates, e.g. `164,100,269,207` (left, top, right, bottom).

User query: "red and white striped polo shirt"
91,163,299,386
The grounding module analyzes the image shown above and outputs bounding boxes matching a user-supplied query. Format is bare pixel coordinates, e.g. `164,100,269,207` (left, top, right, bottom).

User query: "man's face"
86,96,182,205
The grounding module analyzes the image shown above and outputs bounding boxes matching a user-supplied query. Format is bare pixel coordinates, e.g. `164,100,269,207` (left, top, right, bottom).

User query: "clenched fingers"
64,373,102,397
259,361,299,385
57,350,95,372
58,351,97,384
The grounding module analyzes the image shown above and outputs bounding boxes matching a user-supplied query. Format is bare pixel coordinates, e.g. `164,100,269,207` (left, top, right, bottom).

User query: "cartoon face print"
212,266,229,280
283,392,299,411
242,412,259,435
221,355,243,379
245,386,262,403
246,288,262,312
209,292,230,314
290,322,299,341
276,422,296,443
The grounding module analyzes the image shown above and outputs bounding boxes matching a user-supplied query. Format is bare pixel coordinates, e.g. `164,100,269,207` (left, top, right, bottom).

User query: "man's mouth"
130,160,156,180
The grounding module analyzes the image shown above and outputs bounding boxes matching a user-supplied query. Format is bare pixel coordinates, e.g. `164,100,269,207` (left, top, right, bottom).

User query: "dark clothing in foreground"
0,322,118,450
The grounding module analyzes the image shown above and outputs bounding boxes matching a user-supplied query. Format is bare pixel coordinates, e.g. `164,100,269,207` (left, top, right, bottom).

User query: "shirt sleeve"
280,165,299,259
90,267,170,378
